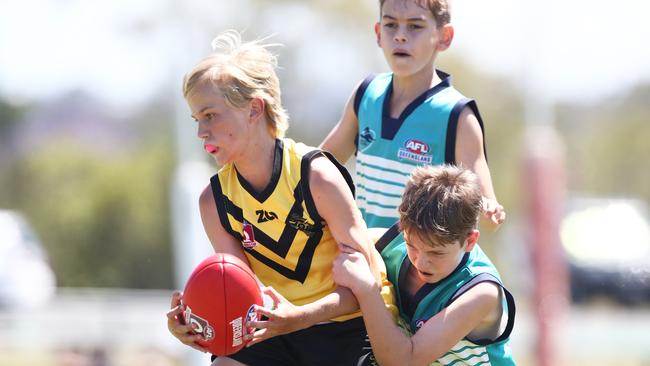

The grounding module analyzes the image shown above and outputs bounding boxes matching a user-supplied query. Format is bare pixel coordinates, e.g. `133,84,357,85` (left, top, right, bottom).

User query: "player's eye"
408,23,424,30
383,22,397,29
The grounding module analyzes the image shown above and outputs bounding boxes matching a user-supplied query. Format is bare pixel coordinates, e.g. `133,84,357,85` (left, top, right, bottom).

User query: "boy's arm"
320,84,360,163
333,249,501,366
309,154,383,282
243,155,381,345
198,185,250,264
455,106,506,227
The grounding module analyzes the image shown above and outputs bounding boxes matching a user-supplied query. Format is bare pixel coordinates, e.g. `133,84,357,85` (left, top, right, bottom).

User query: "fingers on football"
246,327,270,347
251,306,274,321
170,291,183,307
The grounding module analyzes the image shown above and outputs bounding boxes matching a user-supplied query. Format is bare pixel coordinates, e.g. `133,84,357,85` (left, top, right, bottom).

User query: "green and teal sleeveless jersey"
353,70,486,229
375,224,517,366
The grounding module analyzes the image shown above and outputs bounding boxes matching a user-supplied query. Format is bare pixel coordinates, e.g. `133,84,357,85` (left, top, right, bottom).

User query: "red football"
182,253,262,356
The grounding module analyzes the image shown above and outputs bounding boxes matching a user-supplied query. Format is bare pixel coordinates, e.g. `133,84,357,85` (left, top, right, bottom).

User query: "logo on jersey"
397,139,433,164
287,213,317,236
255,209,278,223
358,127,376,152
241,220,257,249
184,305,215,341
415,318,427,330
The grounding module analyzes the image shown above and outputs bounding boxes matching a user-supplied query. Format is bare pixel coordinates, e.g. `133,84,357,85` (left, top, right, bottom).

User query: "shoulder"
199,183,216,211
308,153,341,186
459,103,479,122
456,103,484,144
451,280,501,319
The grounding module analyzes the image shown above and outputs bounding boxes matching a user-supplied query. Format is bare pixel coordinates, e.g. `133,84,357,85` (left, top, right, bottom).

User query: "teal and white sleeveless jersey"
353,70,486,229
375,224,517,366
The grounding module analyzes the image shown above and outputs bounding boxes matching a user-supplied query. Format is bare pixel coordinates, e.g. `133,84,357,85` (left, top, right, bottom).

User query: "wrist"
354,280,380,300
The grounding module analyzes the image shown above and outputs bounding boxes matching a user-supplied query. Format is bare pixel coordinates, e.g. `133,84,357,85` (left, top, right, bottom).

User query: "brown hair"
399,165,481,247
379,0,451,28
182,30,289,138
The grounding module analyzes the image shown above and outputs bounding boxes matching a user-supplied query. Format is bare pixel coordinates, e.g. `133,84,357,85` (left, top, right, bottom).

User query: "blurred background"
1,0,649,365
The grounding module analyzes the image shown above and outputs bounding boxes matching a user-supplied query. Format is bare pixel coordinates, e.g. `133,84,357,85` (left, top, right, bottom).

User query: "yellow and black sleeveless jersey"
210,138,359,321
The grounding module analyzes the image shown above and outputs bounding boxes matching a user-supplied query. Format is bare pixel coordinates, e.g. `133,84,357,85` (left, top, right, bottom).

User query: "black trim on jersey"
246,230,324,283
300,149,356,224
354,74,377,117
235,139,284,203
445,273,516,346
354,74,378,155
375,222,401,253
210,174,240,240
444,99,487,165
209,145,354,284
209,180,323,283
399,252,470,322
381,70,452,141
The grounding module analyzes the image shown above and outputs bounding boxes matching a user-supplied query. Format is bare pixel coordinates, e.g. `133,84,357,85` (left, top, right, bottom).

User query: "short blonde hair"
182,30,289,138
379,0,451,28
399,165,481,247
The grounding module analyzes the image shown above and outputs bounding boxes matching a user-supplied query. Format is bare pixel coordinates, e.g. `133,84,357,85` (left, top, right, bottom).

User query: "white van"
560,197,650,305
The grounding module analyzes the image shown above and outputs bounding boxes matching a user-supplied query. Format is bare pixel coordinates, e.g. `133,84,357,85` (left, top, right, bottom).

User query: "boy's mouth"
204,144,218,154
393,49,410,57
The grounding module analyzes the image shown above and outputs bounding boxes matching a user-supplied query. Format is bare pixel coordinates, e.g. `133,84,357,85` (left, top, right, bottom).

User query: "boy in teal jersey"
333,165,517,366
321,0,505,230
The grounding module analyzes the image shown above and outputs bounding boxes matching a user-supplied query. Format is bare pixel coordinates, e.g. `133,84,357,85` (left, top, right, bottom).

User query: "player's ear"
464,229,479,252
436,24,454,51
249,97,264,122
374,22,381,47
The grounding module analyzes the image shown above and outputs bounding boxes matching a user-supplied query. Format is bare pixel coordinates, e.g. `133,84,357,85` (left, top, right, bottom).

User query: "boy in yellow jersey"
321,0,505,230
166,30,392,366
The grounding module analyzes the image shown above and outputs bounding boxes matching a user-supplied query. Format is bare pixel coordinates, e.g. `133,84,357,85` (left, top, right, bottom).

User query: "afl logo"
397,139,433,164
415,319,426,330
405,139,429,154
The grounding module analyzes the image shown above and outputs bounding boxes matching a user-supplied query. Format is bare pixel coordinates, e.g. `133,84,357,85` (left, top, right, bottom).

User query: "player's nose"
197,120,209,139
393,26,407,43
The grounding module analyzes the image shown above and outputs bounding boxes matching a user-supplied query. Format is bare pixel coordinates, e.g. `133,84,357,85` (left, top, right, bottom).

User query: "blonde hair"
182,30,289,138
399,165,481,247
379,0,451,28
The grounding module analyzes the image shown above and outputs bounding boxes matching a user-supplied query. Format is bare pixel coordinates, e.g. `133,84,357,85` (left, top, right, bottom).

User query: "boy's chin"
390,65,427,78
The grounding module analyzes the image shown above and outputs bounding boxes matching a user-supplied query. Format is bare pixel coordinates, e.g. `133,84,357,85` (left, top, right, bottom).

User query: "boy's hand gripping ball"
181,253,262,355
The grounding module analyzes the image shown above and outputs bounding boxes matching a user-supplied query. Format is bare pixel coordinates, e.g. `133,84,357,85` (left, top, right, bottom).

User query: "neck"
234,133,277,192
392,67,440,100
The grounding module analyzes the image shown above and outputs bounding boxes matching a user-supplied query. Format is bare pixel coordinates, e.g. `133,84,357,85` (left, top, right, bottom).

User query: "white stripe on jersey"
438,340,491,365
357,163,410,188
357,188,402,208
357,152,416,175
357,199,399,218
357,178,405,196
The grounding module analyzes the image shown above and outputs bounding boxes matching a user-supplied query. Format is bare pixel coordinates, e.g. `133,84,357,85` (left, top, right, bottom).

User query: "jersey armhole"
446,273,516,345
300,149,356,224
353,74,377,155
209,174,243,241
375,222,402,253
445,99,487,164
353,74,376,117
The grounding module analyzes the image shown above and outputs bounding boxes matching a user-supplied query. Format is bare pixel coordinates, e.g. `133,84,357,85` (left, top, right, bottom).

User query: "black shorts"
213,317,378,366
